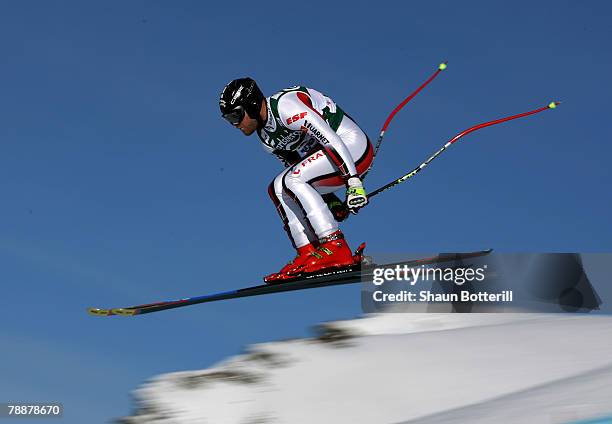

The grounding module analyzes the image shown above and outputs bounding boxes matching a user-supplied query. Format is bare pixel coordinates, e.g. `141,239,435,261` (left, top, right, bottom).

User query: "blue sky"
1,1,611,422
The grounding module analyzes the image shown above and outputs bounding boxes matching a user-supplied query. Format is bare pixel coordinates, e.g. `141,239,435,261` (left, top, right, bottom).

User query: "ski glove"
346,176,368,214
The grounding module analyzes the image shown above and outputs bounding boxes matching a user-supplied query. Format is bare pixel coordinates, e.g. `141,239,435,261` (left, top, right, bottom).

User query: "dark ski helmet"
219,77,265,126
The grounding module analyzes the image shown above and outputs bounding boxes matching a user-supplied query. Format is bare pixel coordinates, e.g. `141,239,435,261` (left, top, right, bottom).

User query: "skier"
219,78,374,282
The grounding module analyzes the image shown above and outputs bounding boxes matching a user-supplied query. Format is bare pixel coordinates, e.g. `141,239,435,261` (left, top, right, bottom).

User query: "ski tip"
548,101,561,109
438,61,448,71
87,307,114,317
87,307,138,317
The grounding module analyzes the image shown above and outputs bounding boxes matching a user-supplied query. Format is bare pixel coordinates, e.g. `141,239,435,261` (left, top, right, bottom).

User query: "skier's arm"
280,93,358,180
279,92,368,213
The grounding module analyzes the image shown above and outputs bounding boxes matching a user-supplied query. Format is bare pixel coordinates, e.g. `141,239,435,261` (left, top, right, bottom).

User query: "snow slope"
120,313,612,424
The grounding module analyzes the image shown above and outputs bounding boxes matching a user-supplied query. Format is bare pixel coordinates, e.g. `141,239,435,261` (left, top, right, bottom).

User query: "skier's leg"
265,168,318,282
283,158,339,239
268,168,318,248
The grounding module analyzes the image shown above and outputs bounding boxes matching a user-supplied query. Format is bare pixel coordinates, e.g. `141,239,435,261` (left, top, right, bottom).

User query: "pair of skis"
88,249,492,317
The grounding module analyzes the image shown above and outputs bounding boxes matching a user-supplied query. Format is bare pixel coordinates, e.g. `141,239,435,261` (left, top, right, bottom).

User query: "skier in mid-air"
89,67,556,316
220,78,374,282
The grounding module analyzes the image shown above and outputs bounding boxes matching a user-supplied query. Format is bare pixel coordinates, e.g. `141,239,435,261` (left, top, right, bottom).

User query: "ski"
87,249,492,317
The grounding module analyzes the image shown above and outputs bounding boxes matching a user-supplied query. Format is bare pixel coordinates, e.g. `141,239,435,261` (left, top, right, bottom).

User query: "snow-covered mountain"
119,313,612,424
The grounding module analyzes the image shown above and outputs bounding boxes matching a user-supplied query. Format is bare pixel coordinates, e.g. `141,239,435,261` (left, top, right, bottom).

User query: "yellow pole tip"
548,101,560,109
438,63,447,71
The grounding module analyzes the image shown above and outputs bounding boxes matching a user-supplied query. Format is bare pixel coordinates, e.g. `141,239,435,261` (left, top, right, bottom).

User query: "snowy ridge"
119,313,612,424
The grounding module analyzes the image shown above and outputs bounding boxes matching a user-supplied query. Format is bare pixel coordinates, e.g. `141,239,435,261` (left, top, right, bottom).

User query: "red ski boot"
264,243,317,283
286,230,357,277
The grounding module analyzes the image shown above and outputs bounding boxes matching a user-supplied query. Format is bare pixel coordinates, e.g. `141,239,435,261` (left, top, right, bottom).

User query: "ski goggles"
222,106,245,126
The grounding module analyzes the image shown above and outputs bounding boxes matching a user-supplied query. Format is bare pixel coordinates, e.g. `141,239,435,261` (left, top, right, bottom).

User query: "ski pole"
368,61,448,176
368,101,560,199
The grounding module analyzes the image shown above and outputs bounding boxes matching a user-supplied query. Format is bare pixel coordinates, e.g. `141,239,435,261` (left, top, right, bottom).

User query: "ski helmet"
219,77,265,126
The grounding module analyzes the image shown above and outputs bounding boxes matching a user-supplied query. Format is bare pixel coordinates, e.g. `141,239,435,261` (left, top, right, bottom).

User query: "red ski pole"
368,101,560,199
370,61,448,173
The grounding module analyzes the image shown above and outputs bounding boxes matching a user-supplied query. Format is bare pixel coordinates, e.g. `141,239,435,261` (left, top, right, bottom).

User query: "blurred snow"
120,313,612,424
